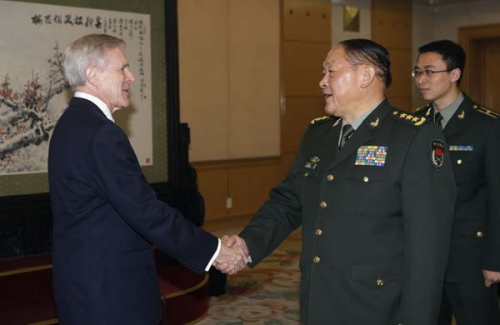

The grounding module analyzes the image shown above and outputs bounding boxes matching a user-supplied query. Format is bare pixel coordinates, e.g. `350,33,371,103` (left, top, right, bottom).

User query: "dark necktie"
339,124,354,150
434,112,443,128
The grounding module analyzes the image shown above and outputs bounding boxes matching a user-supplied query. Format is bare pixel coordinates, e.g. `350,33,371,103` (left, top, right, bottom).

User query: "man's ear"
450,68,461,84
359,64,376,89
85,66,99,86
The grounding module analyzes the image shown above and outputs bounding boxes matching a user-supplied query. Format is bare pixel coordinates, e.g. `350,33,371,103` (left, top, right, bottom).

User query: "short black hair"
339,39,392,88
418,40,466,86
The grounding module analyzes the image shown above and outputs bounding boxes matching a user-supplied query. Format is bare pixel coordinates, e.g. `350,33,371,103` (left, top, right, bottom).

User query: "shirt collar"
74,91,115,123
433,92,464,127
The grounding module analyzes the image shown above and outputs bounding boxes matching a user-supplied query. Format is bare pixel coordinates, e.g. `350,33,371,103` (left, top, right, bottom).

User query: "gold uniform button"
363,176,369,183
313,256,320,264
327,174,334,181
476,231,484,238
320,201,327,209
315,229,323,236
376,279,384,286
457,159,463,165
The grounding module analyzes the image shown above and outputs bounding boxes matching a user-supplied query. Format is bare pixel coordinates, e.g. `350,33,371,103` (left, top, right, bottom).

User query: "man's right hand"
213,236,248,275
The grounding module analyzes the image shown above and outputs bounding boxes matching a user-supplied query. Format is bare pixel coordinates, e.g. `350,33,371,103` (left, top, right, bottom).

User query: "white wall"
331,0,371,46
412,0,500,108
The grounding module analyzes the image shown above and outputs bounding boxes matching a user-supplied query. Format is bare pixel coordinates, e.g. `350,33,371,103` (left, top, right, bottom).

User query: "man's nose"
126,69,135,83
415,74,426,85
319,75,327,88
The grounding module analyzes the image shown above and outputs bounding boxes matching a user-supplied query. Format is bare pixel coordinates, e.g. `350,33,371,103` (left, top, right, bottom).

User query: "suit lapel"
327,100,391,170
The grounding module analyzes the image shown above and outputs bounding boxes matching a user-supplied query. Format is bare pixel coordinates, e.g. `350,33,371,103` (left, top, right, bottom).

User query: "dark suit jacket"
48,98,218,325
240,99,456,324
415,93,500,282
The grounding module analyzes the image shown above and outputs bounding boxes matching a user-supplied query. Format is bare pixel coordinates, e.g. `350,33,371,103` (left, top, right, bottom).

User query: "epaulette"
472,104,500,119
391,110,427,126
309,115,335,126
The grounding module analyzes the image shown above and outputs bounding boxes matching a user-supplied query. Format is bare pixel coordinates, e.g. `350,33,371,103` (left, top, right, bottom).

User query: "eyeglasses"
411,69,452,78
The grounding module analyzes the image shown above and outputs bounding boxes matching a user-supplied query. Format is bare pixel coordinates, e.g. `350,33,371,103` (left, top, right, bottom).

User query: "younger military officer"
224,39,456,324
413,40,500,325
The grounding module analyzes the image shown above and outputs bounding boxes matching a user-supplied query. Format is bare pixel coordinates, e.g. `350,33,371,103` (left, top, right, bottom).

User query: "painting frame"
0,0,178,196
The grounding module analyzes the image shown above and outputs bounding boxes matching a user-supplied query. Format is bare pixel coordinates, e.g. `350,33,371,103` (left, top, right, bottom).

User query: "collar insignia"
369,117,380,127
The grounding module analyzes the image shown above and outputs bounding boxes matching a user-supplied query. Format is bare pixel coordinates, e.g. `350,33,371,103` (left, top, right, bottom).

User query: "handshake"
213,235,249,275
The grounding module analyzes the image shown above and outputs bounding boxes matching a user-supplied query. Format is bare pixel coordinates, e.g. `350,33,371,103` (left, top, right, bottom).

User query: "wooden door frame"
458,24,500,101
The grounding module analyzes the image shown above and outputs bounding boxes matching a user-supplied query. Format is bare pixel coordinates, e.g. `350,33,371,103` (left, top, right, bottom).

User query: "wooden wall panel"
372,0,412,112
228,0,280,159
385,48,412,108
180,1,282,223
388,97,412,112
283,0,331,42
178,0,280,161
372,1,412,50
197,168,229,220
283,97,325,153
229,163,281,217
178,0,229,161
280,152,297,179
283,41,331,97
195,158,280,220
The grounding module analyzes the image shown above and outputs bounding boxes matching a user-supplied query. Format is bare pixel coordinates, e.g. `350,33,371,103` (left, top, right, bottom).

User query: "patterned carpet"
198,229,302,324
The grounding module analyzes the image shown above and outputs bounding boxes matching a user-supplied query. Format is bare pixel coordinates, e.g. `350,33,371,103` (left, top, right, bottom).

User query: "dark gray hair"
64,34,125,88
339,39,392,88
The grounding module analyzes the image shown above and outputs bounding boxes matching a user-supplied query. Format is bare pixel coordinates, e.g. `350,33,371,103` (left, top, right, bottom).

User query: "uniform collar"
433,92,463,129
342,97,385,130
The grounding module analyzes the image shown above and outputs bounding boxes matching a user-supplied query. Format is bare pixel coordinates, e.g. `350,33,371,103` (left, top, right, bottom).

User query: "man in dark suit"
48,34,247,325
413,40,500,325
226,39,456,324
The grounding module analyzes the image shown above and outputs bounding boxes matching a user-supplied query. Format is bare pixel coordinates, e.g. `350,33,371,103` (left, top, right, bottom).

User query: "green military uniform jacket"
240,99,456,324
415,93,500,282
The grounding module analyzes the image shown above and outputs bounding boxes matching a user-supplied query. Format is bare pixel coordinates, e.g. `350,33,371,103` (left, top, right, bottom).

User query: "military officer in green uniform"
413,40,500,325
223,39,456,324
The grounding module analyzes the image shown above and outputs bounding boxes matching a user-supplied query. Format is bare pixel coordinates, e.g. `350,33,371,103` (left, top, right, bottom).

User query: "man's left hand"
483,269,500,287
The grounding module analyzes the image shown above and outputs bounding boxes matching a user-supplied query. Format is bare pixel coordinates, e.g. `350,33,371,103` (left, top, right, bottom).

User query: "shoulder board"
472,104,500,119
310,115,334,126
391,110,427,126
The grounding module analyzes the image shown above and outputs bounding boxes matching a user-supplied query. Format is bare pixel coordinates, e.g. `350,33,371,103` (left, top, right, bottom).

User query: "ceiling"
412,0,484,6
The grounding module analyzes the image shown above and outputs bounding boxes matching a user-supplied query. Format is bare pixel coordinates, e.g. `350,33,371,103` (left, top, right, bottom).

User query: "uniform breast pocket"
301,166,321,179
299,166,323,200
449,151,477,184
342,171,396,214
